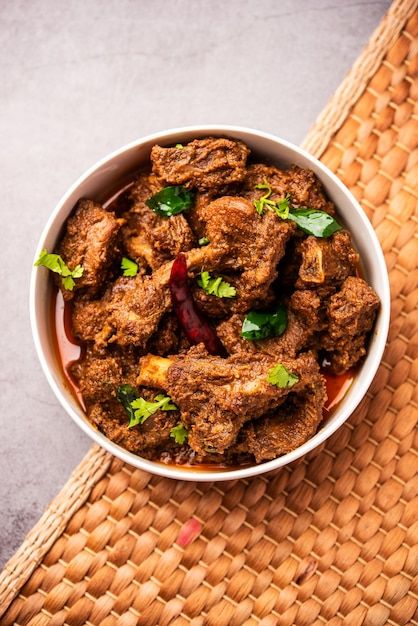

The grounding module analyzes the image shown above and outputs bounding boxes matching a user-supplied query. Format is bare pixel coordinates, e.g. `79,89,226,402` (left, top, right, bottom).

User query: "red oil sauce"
52,290,86,411
323,369,355,415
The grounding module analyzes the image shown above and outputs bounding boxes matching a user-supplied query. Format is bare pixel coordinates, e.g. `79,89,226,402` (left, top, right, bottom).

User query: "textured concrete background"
0,0,390,567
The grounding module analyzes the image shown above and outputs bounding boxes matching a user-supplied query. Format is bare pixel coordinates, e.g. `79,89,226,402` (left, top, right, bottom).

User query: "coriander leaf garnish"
170,423,188,444
287,209,342,238
34,249,84,291
117,384,139,424
255,181,271,193
253,181,278,215
242,305,287,341
253,181,290,217
129,393,177,428
198,271,236,298
198,236,210,246
267,364,299,389
117,385,177,428
252,181,342,238
272,195,290,219
146,186,194,217
121,256,138,277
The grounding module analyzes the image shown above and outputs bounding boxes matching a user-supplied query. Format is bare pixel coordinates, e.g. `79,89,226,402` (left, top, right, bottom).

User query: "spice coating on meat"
72,348,178,454
217,290,321,357
296,231,359,288
70,347,137,404
59,199,124,299
138,351,322,455
243,370,326,462
89,400,178,455
320,277,380,374
107,272,172,347
72,277,138,347
72,195,294,347
52,136,380,466
242,163,336,214
121,173,195,270
199,196,295,311
151,138,250,191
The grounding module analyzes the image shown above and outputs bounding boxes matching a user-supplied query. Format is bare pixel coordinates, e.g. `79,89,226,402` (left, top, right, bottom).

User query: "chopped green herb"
253,181,277,215
198,237,210,246
272,195,291,219
121,256,138,277
267,364,299,389
252,182,342,238
129,393,177,428
242,305,287,340
117,384,139,424
255,181,271,193
170,423,188,444
34,249,83,291
198,271,236,298
253,181,291,218
175,143,184,149
117,386,177,428
146,186,194,217
287,209,342,238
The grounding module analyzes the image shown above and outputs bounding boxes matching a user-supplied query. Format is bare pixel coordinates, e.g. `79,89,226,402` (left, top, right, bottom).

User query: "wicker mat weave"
1,1,418,624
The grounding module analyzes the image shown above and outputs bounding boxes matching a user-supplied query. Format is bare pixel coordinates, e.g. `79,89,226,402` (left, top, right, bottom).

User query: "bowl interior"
30,126,390,481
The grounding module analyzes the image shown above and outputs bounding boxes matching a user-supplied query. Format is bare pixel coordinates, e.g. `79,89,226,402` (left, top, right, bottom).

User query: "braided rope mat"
1,1,418,624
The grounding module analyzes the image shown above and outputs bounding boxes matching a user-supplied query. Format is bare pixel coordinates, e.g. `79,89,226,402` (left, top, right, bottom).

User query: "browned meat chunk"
191,279,241,319
198,196,295,312
138,351,323,456
151,137,250,191
242,371,326,462
71,276,137,347
121,173,195,270
72,298,107,344
73,265,174,350
187,190,215,238
70,348,137,405
70,250,199,350
296,231,359,288
217,290,322,357
107,272,172,347
242,163,335,214
89,399,178,456
321,277,380,373
59,199,124,299
71,346,178,455
147,314,181,356
276,237,303,289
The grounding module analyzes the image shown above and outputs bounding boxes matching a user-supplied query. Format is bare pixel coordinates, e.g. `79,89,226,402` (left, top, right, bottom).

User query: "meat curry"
36,137,380,466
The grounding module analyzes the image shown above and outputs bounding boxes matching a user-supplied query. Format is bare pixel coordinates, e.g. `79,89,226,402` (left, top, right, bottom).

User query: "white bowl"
30,125,390,482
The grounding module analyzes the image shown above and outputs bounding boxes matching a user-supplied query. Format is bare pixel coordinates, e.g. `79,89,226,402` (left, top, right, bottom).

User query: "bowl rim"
30,124,391,482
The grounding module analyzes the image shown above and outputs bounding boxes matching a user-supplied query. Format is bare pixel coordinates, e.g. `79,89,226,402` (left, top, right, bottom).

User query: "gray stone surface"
0,0,390,567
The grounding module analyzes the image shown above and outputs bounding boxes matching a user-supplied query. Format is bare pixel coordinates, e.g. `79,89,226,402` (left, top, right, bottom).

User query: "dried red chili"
169,253,223,355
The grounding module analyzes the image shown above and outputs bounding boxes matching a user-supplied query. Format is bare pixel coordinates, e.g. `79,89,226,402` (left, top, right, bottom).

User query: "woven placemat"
2,1,418,624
